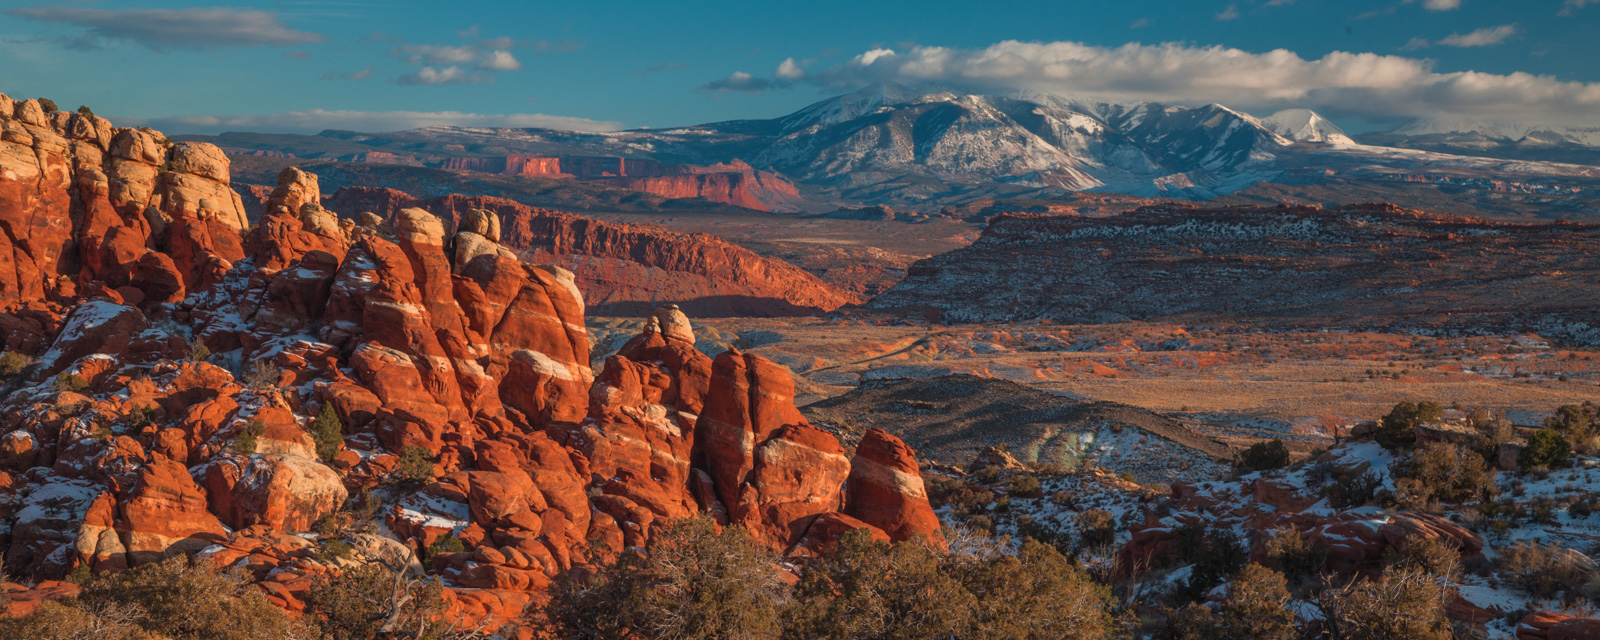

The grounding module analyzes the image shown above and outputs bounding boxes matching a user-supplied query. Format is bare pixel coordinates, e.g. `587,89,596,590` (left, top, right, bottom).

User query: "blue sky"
1,0,1596,133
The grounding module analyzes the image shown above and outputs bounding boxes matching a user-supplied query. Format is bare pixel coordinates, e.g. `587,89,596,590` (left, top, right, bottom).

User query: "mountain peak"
1261,108,1354,144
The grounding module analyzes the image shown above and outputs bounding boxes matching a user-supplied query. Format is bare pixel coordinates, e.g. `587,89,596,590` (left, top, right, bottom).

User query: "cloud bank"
118,109,625,135
704,40,1600,127
384,34,530,85
5,6,323,50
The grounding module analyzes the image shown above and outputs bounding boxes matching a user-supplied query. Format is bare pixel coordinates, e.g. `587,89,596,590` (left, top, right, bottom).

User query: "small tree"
37,97,58,113
1240,439,1291,471
54,371,89,393
545,517,786,640
306,560,453,639
1375,401,1442,451
1520,428,1572,469
232,419,266,454
76,105,94,117
391,446,436,486
1545,403,1598,455
0,351,29,378
1264,527,1326,589
78,555,297,640
1008,474,1043,498
959,539,1117,640
1181,530,1248,602
786,528,974,640
308,403,344,463
1319,566,1452,640
1392,441,1495,509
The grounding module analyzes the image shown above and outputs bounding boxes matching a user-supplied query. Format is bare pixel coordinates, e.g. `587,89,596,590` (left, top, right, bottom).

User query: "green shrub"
544,517,785,640
784,528,972,640
1240,439,1292,471
0,351,29,378
78,555,296,640
37,98,57,113
1263,527,1326,587
1545,403,1599,455
231,419,266,454
1520,429,1572,469
306,561,448,640
0,599,145,640
54,371,89,393
316,539,353,563
390,446,436,486
76,105,94,117
307,403,343,463
1008,474,1043,498
1375,401,1442,451
1320,565,1452,640
1167,563,1297,640
1383,536,1461,582
1325,472,1382,509
958,539,1117,640
1496,541,1597,601
1075,509,1117,549
424,535,466,564
1391,441,1495,509
1181,530,1247,603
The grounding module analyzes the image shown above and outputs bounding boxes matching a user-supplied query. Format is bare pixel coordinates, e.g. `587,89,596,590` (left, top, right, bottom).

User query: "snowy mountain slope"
197,84,1600,208
1262,109,1356,145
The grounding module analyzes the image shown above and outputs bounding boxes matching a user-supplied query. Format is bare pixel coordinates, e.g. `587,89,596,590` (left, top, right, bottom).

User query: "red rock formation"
844,428,942,544
589,161,803,212
0,121,940,630
324,188,855,316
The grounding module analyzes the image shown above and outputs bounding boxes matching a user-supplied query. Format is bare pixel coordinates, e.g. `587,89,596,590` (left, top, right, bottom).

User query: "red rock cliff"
323,188,856,316
0,114,937,630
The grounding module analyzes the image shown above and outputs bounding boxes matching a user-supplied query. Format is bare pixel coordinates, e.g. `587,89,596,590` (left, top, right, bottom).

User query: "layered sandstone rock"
0,92,247,310
0,124,940,630
323,188,854,316
844,428,941,543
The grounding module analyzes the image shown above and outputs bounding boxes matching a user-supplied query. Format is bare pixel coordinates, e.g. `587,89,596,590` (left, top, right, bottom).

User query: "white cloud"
396,66,494,85
1215,4,1241,20
1437,24,1518,47
385,34,527,86
5,6,323,50
775,57,806,80
321,66,373,81
730,40,1600,127
390,43,479,65
699,71,776,93
1400,37,1431,51
117,109,625,135
1560,0,1598,16
1423,0,1461,10
477,50,521,71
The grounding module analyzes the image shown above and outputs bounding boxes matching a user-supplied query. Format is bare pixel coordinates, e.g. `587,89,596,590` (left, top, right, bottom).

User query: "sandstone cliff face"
0,112,938,629
323,188,856,317
430,154,807,212
870,204,1600,344
0,94,247,311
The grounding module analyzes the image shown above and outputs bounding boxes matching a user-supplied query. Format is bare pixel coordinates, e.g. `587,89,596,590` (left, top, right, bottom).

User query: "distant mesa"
870,203,1600,345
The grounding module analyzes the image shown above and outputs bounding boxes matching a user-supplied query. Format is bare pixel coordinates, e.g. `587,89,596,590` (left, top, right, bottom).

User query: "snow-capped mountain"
197,83,1600,208
1262,109,1355,145
1386,116,1600,147
750,83,1297,197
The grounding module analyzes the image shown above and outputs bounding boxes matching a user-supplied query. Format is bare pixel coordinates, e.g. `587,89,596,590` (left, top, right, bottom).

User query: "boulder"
202,454,347,532
844,428,941,544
